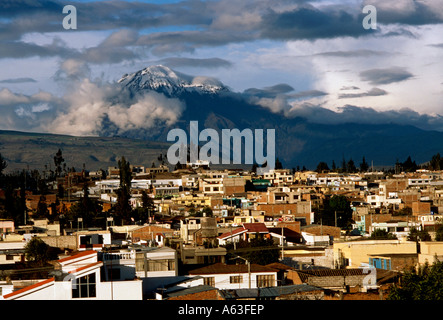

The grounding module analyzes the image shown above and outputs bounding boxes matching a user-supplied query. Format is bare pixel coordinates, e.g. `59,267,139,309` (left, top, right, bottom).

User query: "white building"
1,250,143,300
188,263,278,290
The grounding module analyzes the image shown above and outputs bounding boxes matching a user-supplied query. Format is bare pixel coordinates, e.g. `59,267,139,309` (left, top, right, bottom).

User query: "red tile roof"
217,223,269,240
217,227,246,239
243,223,268,233
3,278,55,300
68,261,103,274
58,250,97,263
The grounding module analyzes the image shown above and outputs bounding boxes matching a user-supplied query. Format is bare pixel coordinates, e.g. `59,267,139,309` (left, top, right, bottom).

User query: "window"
72,273,96,298
256,274,275,288
204,277,215,287
230,275,243,284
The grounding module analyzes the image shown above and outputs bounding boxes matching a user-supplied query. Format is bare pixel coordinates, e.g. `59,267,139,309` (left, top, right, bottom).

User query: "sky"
0,0,442,136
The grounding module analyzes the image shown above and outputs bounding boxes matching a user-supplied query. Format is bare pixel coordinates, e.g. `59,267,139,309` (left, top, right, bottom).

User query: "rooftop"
188,263,278,275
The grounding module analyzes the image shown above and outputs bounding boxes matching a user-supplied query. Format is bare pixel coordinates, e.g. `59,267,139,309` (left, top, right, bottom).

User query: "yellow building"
333,239,417,268
418,242,443,265
172,194,212,207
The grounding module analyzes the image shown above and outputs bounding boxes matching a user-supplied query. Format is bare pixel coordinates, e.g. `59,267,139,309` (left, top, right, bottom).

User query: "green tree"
225,235,279,266
318,195,353,229
0,152,7,177
369,229,397,240
388,258,443,300
115,157,133,224
359,156,369,172
35,195,49,219
346,159,357,173
275,158,283,170
435,223,443,241
67,182,102,227
315,161,329,173
429,153,441,171
25,237,57,267
407,227,431,242
53,148,65,178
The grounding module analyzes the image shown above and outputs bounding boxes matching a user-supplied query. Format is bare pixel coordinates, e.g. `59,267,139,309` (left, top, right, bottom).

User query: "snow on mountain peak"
118,65,229,95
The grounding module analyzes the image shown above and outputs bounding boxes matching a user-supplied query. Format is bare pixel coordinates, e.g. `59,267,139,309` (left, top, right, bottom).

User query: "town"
1,150,443,301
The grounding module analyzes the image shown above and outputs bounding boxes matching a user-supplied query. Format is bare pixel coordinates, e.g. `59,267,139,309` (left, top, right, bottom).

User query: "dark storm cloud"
338,87,387,99
313,49,389,58
286,104,443,131
1,0,441,62
259,5,374,40
156,57,232,69
359,67,414,85
0,78,37,83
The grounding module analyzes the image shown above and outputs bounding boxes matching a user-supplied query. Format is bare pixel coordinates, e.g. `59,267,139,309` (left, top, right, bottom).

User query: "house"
180,217,218,245
188,262,278,290
76,230,112,251
369,220,419,240
1,250,143,300
333,239,418,269
0,219,14,235
101,246,178,281
221,284,324,300
0,241,26,266
131,224,176,246
368,253,418,271
292,268,377,293
217,223,269,246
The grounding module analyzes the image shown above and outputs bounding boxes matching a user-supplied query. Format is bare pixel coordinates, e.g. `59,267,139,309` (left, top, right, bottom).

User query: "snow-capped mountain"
110,65,443,169
118,65,229,96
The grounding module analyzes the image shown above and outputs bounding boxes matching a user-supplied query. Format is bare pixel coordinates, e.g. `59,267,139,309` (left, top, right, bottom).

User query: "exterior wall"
283,248,335,269
412,201,431,216
333,240,417,268
256,203,298,215
305,275,369,290
40,235,77,250
0,220,15,233
418,242,443,265
199,271,277,290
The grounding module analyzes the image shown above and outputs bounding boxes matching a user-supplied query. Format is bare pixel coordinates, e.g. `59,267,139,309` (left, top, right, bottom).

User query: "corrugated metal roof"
221,284,323,299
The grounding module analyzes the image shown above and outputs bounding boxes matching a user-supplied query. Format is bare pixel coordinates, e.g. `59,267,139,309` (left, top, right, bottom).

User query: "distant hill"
0,130,171,173
2,65,443,172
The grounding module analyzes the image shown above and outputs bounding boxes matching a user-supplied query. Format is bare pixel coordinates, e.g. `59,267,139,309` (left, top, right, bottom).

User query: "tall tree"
115,157,132,224
347,159,357,173
0,153,7,176
359,156,369,172
429,153,442,171
53,148,65,178
275,158,283,170
24,237,57,267
316,161,329,173
388,259,443,300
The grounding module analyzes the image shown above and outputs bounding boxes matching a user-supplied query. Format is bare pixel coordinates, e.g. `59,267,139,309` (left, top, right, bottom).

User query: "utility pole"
335,210,337,228
281,225,284,261
232,255,251,289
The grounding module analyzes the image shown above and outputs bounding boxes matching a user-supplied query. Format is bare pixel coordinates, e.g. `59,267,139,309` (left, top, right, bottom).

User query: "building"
333,240,418,269
1,250,143,300
188,263,278,290
217,223,270,246
292,268,377,293
0,219,14,235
